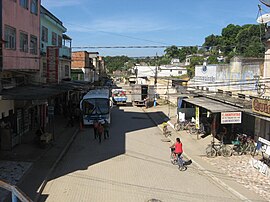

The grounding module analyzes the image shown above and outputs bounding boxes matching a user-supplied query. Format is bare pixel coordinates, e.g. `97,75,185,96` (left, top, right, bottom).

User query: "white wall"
0,100,14,119
136,65,187,78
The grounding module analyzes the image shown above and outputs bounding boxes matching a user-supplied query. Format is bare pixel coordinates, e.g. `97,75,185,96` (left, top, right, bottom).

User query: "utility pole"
155,53,158,85
154,53,158,107
167,78,170,118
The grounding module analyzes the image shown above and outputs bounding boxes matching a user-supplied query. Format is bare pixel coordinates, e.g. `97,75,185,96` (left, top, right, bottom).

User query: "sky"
41,0,269,57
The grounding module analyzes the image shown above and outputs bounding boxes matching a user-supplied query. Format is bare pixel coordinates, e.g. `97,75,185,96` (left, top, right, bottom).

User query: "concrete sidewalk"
144,105,268,202
0,115,80,201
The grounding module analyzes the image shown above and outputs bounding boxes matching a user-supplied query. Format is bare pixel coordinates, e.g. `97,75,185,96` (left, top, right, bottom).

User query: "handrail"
0,180,33,202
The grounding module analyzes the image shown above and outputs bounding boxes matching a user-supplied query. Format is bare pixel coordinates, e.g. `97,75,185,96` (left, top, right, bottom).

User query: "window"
4,25,16,50
20,32,28,52
30,35,37,54
20,0,28,9
41,26,48,42
178,71,182,74
58,35,62,47
52,32,57,45
30,0,38,15
65,65,69,76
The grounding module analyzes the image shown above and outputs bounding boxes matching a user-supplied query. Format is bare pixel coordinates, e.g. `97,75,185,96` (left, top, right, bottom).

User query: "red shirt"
97,125,104,134
175,142,183,154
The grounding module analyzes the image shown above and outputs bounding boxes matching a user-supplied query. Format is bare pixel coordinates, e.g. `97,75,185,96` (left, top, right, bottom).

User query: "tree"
104,56,130,73
203,34,222,49
179,46,198,62
164,45,181,58
186,56,204,78
203,23,265,61
235,25,264,57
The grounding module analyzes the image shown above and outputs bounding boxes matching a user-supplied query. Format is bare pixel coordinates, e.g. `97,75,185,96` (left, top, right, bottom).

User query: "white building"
188,57,263,95
134,65,187,78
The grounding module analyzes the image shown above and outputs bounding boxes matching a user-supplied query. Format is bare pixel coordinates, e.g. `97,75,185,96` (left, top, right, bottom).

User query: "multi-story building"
0,0,41,149
0,2,75,150
71,51,95,82
1,0,40,87
40,6,72,84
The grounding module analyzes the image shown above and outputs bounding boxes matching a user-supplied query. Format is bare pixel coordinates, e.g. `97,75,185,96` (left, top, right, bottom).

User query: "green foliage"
203,24,265,59
207,55,218,64
164,45,181,58
104,56,130,73
179,46,198,62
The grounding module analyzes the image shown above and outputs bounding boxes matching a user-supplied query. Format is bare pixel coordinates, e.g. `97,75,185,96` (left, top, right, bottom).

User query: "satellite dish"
260,0,270,7
257,13,270,24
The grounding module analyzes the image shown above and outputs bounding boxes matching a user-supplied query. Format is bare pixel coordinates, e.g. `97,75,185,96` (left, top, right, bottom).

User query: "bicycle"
163,124,172,137
189,123,205,135
206,141,232,158
170,149,187,171
241,137,258,156
174,120,195,132
231,139,243,156
231,134,258,156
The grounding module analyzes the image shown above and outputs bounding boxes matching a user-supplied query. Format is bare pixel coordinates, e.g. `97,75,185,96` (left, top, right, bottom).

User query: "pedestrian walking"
66,113,74,127
97,122,104,143
103,120,110,139
93,120,98,139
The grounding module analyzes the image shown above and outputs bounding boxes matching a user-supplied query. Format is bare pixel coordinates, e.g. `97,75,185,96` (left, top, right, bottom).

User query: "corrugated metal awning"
0,82,92,100
183,97,240,113
243,108,270,122
0,85,66,100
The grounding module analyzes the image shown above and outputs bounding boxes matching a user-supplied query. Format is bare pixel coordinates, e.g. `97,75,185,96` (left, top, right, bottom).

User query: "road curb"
34,127,80,202
143,108,251,202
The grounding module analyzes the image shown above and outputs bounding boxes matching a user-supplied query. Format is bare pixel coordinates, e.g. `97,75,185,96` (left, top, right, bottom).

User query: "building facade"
1,0,40,86
71,51,105,83
0,0,41,149
133,65,187,79
40,6,72,84
189,56,264,95
186,56,270,141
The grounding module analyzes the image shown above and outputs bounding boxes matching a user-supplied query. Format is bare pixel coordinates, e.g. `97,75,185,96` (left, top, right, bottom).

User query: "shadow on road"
39,106,167,201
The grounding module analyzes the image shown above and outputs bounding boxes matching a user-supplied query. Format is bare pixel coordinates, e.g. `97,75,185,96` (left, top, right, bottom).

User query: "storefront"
249,98,270,141
180,96,249,143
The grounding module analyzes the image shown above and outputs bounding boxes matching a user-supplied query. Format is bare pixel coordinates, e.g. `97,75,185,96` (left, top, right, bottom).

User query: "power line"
66,22,170,46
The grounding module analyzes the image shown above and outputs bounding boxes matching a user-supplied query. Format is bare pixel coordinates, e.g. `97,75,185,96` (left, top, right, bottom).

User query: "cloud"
67,17,170,34
41,0,84,8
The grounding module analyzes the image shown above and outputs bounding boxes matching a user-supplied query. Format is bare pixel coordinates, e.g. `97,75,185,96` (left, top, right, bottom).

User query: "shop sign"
252,98,270,117
221,112,241,124
195,106,200,129
249,158,270,177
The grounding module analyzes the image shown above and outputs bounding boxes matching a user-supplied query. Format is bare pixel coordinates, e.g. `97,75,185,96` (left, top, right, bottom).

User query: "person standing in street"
93,120,98,139
97,122,104,143
103,120,110,139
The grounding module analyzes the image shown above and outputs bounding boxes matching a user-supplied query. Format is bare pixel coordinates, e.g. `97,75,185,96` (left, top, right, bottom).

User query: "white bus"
80,89,111,125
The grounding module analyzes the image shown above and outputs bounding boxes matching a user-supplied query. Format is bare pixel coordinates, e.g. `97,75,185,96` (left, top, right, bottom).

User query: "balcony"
59,46,71,59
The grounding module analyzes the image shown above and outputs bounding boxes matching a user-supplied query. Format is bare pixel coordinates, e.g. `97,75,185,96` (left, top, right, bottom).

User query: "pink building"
1,0,40,83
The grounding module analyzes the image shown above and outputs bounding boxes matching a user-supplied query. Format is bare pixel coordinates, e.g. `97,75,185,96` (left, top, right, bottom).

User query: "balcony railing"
59,46,71,58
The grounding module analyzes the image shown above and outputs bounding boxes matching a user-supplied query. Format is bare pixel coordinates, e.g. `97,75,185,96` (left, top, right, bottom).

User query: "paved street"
40,106,243,202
